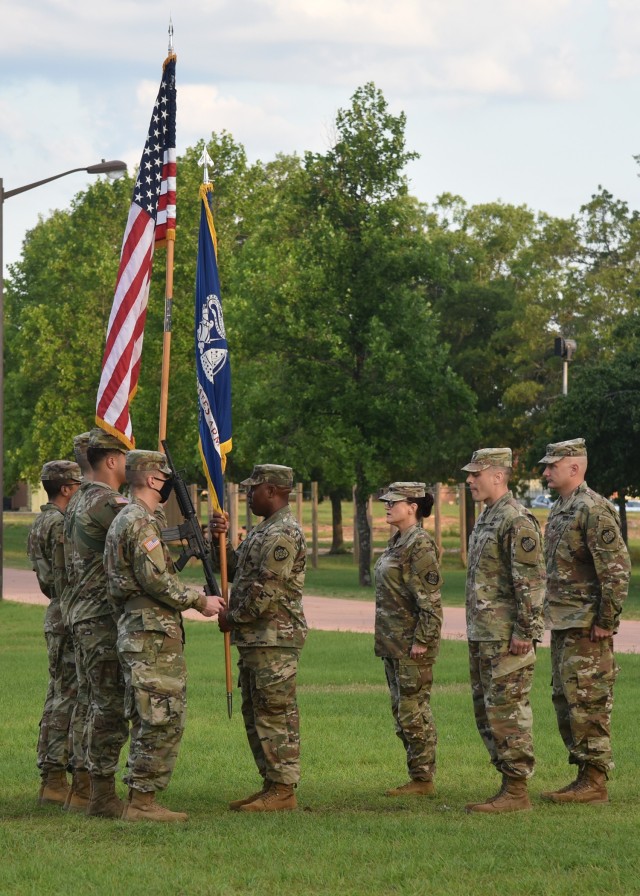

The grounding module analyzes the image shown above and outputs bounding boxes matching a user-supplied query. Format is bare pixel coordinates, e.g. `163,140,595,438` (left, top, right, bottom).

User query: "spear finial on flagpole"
199,146,214,185
168,16,174,54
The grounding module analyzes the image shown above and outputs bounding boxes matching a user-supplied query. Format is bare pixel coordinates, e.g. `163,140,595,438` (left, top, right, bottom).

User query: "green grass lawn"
0,600,639,896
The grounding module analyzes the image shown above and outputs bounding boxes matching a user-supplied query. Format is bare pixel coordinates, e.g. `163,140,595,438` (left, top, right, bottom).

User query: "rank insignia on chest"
143,537,160,552
521,536,536,553
601,529,616,545
273,546,290,562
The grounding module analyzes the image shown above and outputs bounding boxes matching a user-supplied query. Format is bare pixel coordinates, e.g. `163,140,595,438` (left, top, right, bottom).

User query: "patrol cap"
539,438,587,465
461,448,513,472
240,464,294,489
126,450,171,476
73,431,91,454
378,482,426,502
40,460,83,484
88,427,127,453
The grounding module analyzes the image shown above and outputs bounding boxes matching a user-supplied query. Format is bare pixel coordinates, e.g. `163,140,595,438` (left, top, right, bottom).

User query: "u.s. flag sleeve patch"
143,536,160,553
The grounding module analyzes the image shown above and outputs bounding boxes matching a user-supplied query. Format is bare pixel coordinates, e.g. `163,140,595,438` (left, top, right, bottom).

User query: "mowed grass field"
1,600,639,896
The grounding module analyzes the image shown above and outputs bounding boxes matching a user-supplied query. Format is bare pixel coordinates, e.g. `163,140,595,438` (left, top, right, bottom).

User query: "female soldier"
374,482,443,796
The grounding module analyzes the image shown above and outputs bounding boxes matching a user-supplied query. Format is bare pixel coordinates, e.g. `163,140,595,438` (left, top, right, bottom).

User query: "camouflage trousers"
37,630,77,777
238,646,301,785
550,629,618,773
382,657,436,781
68,636,90,772
468,639,536,780
118,630,187,792
73,615,128,777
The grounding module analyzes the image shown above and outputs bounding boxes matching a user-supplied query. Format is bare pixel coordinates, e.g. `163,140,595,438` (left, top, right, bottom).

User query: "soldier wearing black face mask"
104,450,223,823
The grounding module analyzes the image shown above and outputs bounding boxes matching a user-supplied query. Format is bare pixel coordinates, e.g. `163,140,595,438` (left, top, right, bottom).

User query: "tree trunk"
354,477,372,587
618,489,628,545
328,491,346,554
464,484,476,548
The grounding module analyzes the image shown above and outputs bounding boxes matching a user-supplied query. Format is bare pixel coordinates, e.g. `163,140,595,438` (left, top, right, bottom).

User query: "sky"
2,0,640,273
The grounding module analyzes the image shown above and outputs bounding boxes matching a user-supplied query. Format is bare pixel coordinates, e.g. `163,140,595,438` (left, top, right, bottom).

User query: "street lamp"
554,336,577,395
0,159,127,599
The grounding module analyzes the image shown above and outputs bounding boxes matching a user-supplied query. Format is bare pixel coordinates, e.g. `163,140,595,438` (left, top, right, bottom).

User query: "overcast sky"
2,0,640,273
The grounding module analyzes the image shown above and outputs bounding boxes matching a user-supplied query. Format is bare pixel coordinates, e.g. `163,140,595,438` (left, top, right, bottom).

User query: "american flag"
95,54,177,448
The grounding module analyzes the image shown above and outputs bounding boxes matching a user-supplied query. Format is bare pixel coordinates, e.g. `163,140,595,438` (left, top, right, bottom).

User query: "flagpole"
158,238,174,446
218,532,233,718
158,21,176,447
198,146,233,717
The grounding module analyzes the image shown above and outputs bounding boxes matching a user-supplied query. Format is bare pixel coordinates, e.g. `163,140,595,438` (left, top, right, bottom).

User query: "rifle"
161,440,234,718
160,440,221,596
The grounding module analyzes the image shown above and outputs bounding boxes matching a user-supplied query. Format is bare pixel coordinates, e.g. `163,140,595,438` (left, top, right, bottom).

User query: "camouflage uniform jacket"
374,524,443,660
60,482,88,626
27,503,66,635
64,479,129,628
104,499,207,639
544,482,630,632
466,491,545,642
224,506,307,648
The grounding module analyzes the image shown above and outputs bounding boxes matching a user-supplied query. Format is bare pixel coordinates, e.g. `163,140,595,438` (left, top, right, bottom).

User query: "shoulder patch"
521,536,536,553
114,496,129,504
143,536,160,552
273,545,290,562
600,528,615,545
426,570,440,586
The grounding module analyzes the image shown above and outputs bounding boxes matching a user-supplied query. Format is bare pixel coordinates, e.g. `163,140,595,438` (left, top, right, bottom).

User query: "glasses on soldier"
381,499,406,507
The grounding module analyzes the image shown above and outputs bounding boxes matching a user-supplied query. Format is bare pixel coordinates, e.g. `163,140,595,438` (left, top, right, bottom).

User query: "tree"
229,84,476,585
3,133,253,489
538,318,640,541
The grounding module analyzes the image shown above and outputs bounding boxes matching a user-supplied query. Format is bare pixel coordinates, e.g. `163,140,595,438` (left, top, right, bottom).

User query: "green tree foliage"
229,84,476,585
4,133,252,487
539,317,640,541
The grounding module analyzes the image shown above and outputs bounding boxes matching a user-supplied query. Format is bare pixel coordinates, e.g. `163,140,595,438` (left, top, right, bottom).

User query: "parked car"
625,499,640,513
531,494,553,509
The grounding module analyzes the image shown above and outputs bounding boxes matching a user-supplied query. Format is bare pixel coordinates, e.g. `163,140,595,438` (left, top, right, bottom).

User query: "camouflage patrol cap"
539,438,587,464
40,460,83,484
378,482,426,502
88,427,127,453
126,450,171,476
73,431,91,456
240,464,294,489
462,447,513,472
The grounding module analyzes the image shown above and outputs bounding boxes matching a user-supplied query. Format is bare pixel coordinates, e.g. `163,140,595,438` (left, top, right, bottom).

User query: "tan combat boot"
121,789,189,823
541,765,585,801
467,776,532,814
542,765,608,804
385,779,435,797
464,776,507,812
237,782,297,812
38,770,70,806
63,769,91,813
87,774,126,818
229,780,270,811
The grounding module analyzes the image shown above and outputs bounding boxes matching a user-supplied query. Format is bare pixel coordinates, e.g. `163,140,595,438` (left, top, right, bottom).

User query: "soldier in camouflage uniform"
27,460,82,805
59,431,94,812
463,448,545,813
374,482,442,797
213,464,307,812
104,451,222,823
539,438,630,804
64,427,129,818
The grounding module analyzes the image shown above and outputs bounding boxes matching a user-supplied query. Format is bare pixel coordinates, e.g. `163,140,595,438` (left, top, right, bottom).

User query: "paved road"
3,567,639,653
